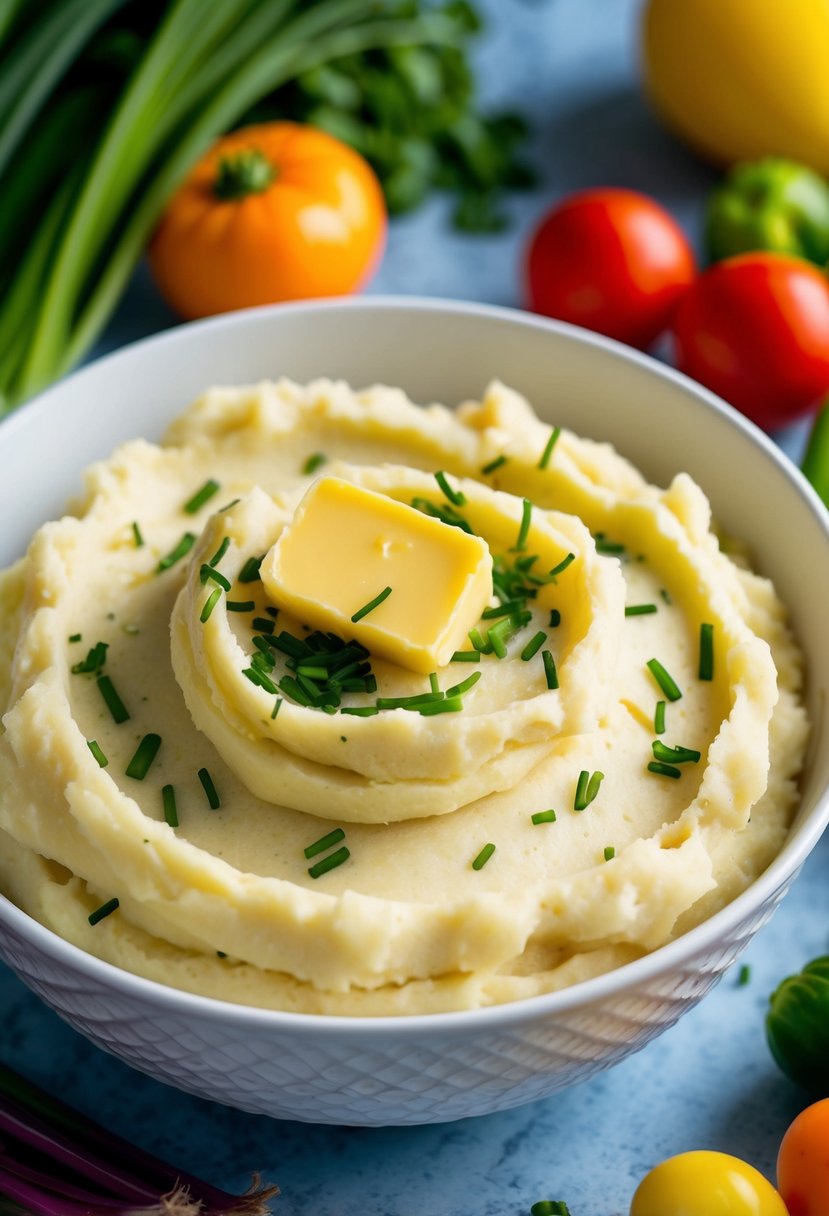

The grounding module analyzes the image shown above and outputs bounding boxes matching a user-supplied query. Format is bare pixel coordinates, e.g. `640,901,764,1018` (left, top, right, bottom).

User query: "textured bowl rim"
2,294,828,1039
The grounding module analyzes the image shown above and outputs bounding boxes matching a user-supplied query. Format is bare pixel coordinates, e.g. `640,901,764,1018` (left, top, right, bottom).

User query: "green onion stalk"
0,0,469,412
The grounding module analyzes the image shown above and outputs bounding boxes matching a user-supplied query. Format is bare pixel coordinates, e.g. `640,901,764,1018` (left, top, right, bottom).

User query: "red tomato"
672,252,829,431
777,1098,829,1216
524,188,696,348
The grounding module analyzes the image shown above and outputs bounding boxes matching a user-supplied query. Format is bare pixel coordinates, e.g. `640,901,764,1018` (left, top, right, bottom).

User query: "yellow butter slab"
261,477,492,673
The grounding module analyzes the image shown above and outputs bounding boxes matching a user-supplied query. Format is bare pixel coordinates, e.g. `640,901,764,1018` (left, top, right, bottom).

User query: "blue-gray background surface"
4,1,827,1212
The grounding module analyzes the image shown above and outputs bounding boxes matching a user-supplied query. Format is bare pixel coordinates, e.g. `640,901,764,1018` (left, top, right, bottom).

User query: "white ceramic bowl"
1,298,827,1126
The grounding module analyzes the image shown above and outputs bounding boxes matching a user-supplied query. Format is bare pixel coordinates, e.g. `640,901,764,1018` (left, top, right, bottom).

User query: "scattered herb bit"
266,606,279,617
654,700,666,735
549,608,561,628
86,740,108,768
435,469,466,506
647,760,682,779
538,426,561,469
594,533,625,555
88,897,119,926
340,706,380,717
200,565,232,592
162,784,178,828
451,649,480,662
445,671,481,698
646,658,682,701
548,552,575,579
157,531,196,573
660,587,672,604
302,452,327,475
252,616,275,634
238,554,264,583
71,640,108,676
271,697,283,719
429,671,441,696
217,950,227,959
471,842,496,870
96,675,130,724
521,631,547,662
197,767,221,810
184,478,220,514
468,627,492,654
652,740,701,765
125,733,161,780
542,649,559,690
603,845,615,861
737,963,751,987
351,585,392,623
200,587,222,623
68,633,82,643
219,499,241,513
531,809,557,825
304,827,346,860
574,769,604,811
308,845,350,879
244,666,279,695
625,603,657,616
481,454,508,475
411,496,474,534
227,600,255,613
131,521,144,548
512,497,532,552
207,536,231,570
699,621,715,681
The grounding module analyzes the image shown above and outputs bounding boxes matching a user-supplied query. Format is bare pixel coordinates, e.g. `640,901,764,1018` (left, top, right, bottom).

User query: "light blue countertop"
3,1,826,1212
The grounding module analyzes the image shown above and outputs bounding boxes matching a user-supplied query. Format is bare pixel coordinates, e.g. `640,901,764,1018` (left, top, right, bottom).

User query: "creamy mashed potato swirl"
0,379,809,1014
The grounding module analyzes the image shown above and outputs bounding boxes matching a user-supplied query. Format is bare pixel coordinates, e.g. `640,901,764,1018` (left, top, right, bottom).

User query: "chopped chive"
296,665,329,680
243,667,279,696
219,499,241,513
468,628,492,654
238,554,264,583
482,598,525,620
647,760,682,779
227,600,255,613
652,741,701,764
699,622,714,680
429,672,441,696
521,631,547,661
512,498,533,552
603,846,615,861
471,842,496,870
737,963,751,987
654,700,666,735
302,452,327,475
548,552,575,579
304,827,346,860
538,426,561,469
197,767,221,810
125,733,161,780
200,565,231,591
271,631,310,660
207,537,230,570
418,695,463,716
625,603,657,616
488,627,508,659
531,809,557,825
446,671,481,698
96,675,129,724
162,784,178,828
200,587,222,623
574,769,603,811
340,706,380,717
86,740,108,768
646,658,682,701
595,534,625,555
481,454,508,475
351,585,392,623
434,470,466,506
72,641,108,676
157,531,196,573
542,649,559,690
271,697,283,719
411,496,474,534
375,692,443,710
184,478,220,514
549,608,561,628
252,616,275,634
308,845,350,878
88,897,119,926
277,675,311,704
131,521,144,548
451,650,480,662
68,633,82,643
659,587,672,605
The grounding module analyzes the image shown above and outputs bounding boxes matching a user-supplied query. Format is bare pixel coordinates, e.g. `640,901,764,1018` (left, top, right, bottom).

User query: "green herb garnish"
157,531,196,573
699,621,714,680
652,740,701,765
125,733,161,780
207,536,230,569
200,587,222,623
603,846,615,861
71,641,108,676
252,616,275,634
340,706,380,717
512,498,532,552
450,650,480,662
86,740,108,768
88,898,119,926
226,600,255,612
302,452,327,475
549,608,561,629
197,767,220,810
737,963,751,987
548,552,575,579
304,827,346,860
445,671,481,698
646,658,682,701
435,470,466,507
654,700,666,735
131,521,144,548
594,534,625,555
162,784,178,828
481,454,508,475
244,667,279,695
68,633,82,643
351,585,392,623
271,697,283,719
531,809,557,825
542,649,558,690
625,603,657,616
647,760,682,779
308,845,350,879
471,842,495,870
184,478,220,514
574,769,603,811
96,675,129,724
538,426,561,469
238,554,264,583
521,631,547,662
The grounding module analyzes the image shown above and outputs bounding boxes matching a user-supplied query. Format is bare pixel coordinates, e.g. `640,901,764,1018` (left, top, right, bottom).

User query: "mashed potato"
0,379,809,1014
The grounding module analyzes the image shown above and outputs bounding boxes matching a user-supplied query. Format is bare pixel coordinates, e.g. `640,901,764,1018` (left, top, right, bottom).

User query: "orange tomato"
148,122,387,320
777,1098,829,1216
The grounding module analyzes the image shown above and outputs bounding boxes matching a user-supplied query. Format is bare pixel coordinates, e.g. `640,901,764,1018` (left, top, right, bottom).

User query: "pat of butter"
261,477,492,673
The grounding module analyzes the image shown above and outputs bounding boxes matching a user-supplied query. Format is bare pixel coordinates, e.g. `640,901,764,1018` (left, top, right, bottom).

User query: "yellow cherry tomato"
642,0,829,174
631,1150,789,1216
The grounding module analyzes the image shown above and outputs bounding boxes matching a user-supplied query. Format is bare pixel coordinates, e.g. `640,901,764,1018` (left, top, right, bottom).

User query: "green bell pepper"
706,157,829,265
766,956,829,1094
